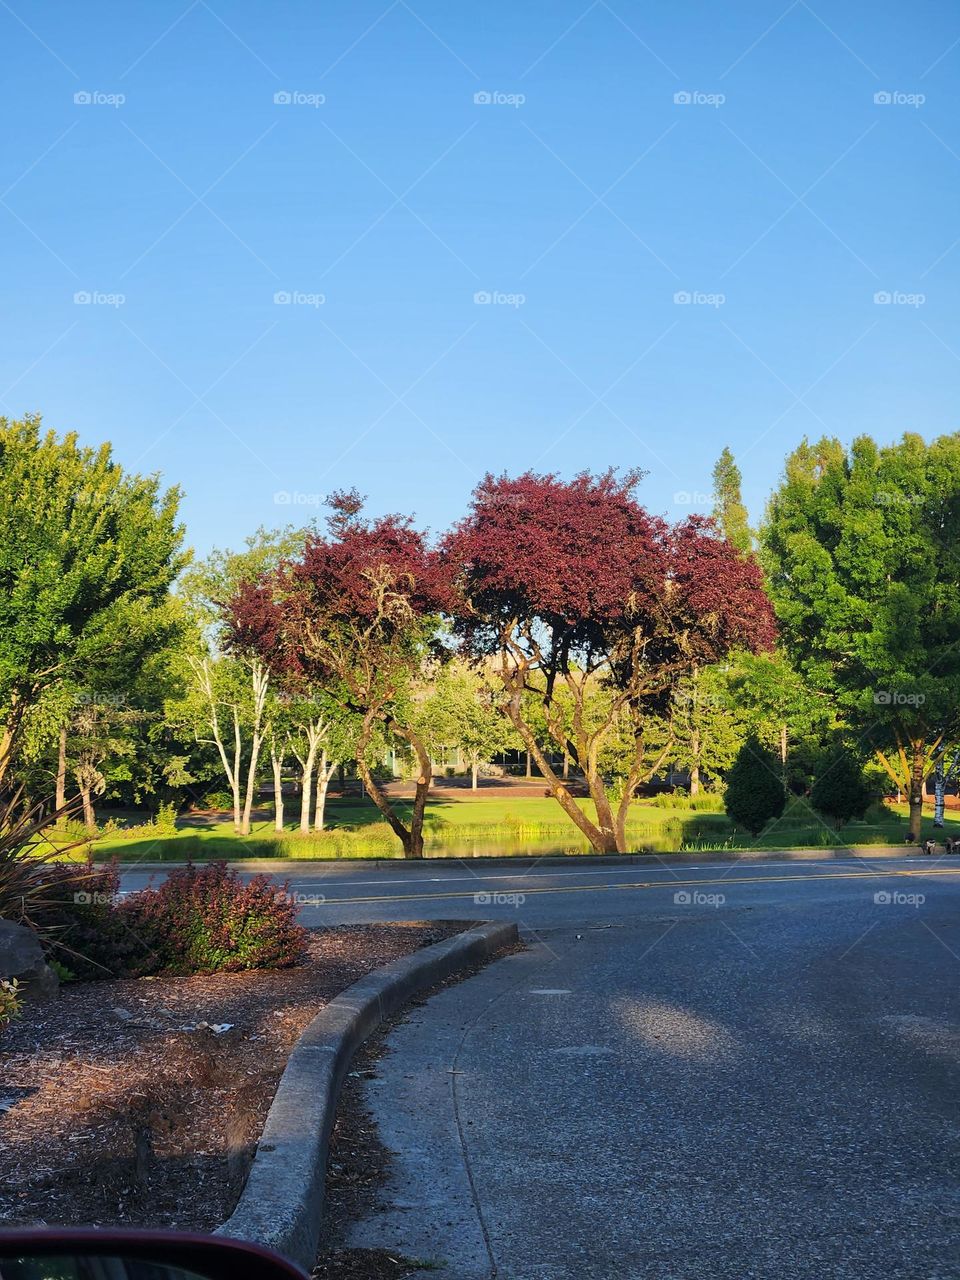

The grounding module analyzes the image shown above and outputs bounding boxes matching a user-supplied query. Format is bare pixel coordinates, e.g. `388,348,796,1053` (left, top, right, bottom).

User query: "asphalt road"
122,854,960,1277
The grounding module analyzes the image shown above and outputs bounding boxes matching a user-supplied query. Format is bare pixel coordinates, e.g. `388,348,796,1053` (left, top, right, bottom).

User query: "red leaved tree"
445,470,777,852
238,493,449,859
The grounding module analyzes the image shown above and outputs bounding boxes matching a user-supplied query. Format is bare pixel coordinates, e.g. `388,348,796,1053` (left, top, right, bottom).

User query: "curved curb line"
215,921,519,1272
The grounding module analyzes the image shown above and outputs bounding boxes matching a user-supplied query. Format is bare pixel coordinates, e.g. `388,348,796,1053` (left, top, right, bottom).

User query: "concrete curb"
112,846,921,872
215,920,519,1272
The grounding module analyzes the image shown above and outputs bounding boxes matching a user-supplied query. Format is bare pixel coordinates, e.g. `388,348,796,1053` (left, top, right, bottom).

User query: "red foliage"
445,470,667,625
290,513,451,622
124,862,307,975
446,470,776,666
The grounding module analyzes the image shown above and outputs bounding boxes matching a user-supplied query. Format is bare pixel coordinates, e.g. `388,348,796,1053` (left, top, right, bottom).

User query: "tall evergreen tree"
712,447,753,554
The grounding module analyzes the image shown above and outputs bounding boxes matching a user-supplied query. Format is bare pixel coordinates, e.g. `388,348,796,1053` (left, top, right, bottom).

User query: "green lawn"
65,793,960,862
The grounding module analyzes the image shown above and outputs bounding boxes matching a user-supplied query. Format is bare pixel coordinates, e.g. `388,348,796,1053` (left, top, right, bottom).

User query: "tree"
810,749,873,830
240,494,449,859
712,447,752,554
761,433,960,840
725,735,786,834
0,415,185,790
174,528,307,835
668,664,744,793
419,660,511,788
446,470,777,852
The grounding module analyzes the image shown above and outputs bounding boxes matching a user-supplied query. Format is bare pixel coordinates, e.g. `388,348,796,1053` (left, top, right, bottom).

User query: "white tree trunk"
240,660,270,837
314,751,335,830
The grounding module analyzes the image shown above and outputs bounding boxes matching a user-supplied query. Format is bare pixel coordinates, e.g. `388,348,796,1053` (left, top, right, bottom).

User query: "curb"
215,920,519,1272
113,847,921,872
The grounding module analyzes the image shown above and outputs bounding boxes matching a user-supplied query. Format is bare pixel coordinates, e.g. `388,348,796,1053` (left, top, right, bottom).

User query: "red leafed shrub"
124,862,307,975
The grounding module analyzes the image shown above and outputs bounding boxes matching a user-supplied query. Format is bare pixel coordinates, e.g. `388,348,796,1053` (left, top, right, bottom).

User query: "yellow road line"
314,866,960,906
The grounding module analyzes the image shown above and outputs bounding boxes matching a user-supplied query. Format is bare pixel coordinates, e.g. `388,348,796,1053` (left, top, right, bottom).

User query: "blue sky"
3,0,958,555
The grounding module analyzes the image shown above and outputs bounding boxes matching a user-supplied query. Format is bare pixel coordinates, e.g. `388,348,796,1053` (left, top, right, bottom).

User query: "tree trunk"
231,708,243,832
55,726,67,811
562,751,570,781
908,740,926,842
271,751,284,832
239,661,270,837
314,753,332,830
80,782,95,832
299,745,317,834
471,755,479,790
525,749,532,779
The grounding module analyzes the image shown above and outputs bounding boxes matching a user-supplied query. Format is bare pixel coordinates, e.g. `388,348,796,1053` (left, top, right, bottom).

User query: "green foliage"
810,750,874,829
760,432,960,815
724,736,786,834
0,415,186,783
649,791,724,810
0,978,21,1031
712,446,753,553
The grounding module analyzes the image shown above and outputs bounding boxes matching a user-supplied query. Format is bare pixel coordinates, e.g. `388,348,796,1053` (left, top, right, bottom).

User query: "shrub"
0,979,21,1032
810,750,874,829
30,860,147,980
724,736,786,835
125,862,307,975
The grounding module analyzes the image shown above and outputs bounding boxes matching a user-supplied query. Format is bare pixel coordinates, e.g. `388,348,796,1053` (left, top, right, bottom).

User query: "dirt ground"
0,922,466,1232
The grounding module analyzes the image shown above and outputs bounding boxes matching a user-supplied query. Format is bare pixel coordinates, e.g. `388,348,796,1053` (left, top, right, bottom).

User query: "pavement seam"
215,920,519,1272
447,940,560,1280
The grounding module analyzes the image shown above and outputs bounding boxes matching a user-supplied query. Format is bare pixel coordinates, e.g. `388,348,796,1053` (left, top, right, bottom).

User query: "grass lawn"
63,792,960,862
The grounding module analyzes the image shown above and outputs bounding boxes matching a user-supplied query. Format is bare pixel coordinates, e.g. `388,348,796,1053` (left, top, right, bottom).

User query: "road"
124,854,960,1278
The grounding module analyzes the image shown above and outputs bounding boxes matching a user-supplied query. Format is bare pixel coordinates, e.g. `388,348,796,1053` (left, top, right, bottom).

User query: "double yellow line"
315,865,960,906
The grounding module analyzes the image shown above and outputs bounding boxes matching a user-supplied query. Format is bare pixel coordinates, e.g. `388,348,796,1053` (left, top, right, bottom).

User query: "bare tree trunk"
270,741,285,833
471,754,479,790
562,751,570,781
299,764,313,833
55,725,67,811
525,749,532,779
314,752,334,830
355,714,431,858
239,661,270,837
689,731,701,797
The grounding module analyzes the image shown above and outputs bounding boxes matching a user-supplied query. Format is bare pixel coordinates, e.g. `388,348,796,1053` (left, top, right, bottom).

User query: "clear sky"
3,0,958,555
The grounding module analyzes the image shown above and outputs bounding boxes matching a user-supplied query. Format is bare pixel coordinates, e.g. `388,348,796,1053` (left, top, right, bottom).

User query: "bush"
0,978,21,1032
725,736,786,835
31,860,147,980
810,750,873,829
125,862,307,975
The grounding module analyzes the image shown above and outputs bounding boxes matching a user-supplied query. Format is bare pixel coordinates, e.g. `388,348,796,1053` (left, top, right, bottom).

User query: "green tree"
712,446,753,554
0,416,185,791
420,660,513,788
810,749,873,830
724,735,786,834
761,433,960,840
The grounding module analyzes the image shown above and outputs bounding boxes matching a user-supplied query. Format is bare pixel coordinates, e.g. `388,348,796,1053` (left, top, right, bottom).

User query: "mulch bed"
0,922,467,1232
